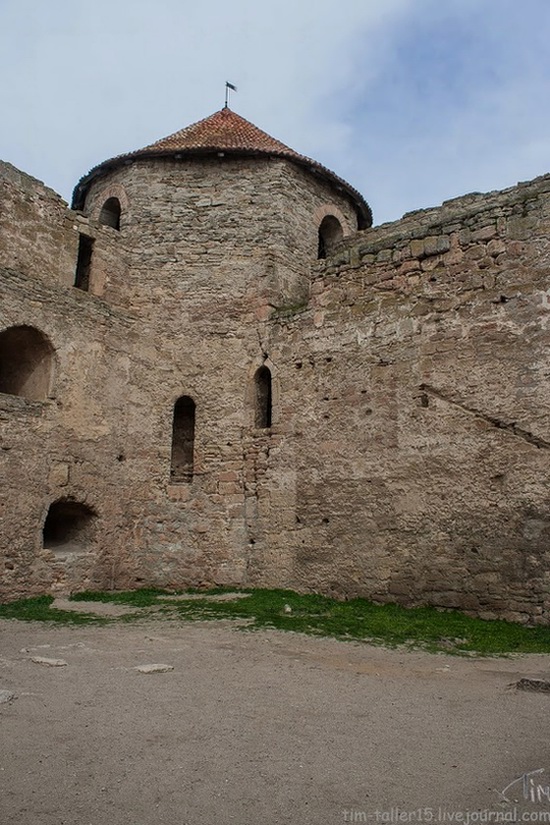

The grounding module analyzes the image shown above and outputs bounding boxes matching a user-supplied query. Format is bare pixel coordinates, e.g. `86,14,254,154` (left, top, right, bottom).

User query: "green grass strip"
2,588,550,654
0,595,107,625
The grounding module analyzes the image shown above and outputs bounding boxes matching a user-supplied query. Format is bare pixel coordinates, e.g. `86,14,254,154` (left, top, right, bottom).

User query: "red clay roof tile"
141,107,302,156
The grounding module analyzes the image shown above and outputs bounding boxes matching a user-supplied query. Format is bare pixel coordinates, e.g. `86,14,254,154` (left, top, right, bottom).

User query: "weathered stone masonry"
258,176,550,624
2,108,550,623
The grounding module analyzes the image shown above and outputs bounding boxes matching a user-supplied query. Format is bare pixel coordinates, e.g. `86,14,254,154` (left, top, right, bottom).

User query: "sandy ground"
1,616,550,825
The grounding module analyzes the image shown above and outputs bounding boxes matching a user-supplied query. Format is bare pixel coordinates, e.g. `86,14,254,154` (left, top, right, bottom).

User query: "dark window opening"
170,396,196,482
99,197,121,230
43,500,96,553
317,215,344,259
0,325,54,401
255,366,272,429
74,234,94,291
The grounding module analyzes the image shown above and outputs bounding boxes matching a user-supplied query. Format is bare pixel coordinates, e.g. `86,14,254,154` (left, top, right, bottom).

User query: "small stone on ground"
134,663,174,674
0,690,15,704
516,677,550,692
31,656,68,667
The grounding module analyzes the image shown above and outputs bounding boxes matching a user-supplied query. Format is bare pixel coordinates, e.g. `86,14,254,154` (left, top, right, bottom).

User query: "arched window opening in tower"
43,500,97,553
74,234,94,291
99,197,121,230
0,325,54,401
318,215,344,259
170,396,196,482
255,366,272,429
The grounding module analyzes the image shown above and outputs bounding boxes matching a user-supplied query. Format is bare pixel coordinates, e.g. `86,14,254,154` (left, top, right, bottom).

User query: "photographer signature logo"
498,769,550,804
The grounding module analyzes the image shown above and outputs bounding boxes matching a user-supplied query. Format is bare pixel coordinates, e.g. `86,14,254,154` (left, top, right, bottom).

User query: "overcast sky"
1,0,549,226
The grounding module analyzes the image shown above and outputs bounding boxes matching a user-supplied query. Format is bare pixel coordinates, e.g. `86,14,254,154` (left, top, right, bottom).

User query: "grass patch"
3,588,550,654
73,587,550,654
0,595,107,625
161,589,550,654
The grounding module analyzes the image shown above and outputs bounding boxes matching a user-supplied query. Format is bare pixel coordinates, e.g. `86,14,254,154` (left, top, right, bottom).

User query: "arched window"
43,500,96,553
0,325,54,401
170,396,196,482
318,215,344,259
99,197,121,230
254,366,272,429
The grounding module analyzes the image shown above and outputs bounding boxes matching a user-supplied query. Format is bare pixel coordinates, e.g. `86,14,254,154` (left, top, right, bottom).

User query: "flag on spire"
225,81,237,107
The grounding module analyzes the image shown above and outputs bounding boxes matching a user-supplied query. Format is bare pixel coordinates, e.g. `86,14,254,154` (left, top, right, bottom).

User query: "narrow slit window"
170,396,196,482
74,234,94,291
255,366,272,429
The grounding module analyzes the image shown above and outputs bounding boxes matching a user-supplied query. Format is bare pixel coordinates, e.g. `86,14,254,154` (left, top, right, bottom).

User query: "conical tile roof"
141,107,304,156
72,108,371,227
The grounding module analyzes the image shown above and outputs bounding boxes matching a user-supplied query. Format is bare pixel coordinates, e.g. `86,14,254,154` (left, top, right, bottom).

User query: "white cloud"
337,0,550,222
0,0,415,201
0,0,549,224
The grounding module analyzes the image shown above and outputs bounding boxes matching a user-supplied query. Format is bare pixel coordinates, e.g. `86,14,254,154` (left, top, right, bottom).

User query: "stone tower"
0,108,372,598
72,107,371,309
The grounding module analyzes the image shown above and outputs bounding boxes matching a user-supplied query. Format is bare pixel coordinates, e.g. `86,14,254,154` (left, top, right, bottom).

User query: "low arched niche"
0,325,55,401
42,499,97,553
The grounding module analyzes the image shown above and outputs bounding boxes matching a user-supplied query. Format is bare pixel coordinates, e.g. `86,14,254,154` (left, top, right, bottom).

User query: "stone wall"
0,162,127,297
251,174,550,623
0,267,135,597
0,161,135,597
2,150,550,624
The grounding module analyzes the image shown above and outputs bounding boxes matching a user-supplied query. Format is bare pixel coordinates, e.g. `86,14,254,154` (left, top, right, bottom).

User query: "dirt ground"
1,615,550,825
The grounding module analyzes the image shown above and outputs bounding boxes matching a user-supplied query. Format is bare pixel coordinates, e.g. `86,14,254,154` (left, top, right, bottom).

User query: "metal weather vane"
225,81,237,108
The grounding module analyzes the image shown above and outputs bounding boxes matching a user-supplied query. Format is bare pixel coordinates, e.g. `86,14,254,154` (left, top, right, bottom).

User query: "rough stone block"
48,463,69,487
